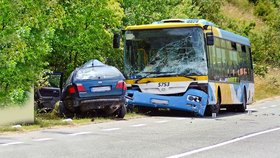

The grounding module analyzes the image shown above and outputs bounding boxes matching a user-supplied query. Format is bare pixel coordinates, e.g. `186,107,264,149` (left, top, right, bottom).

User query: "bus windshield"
124,27,207,79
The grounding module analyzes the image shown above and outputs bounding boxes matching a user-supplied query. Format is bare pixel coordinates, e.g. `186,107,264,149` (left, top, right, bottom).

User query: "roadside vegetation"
255,68,280,101
1,0,279,107
0,0,280,130
221,0,280,100
0,110,144,133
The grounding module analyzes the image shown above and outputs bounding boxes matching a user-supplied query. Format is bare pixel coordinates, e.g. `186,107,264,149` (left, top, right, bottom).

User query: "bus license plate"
151,99,169,105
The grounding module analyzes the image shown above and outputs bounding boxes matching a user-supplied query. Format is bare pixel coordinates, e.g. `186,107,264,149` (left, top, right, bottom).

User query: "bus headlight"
187,95,201,102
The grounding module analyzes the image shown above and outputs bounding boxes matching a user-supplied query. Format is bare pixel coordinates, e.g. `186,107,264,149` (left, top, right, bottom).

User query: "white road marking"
247,109,256,111
166,127,280,158
1,142,24,146
102,128,120,131
131,124,146,127
260,107,268,109
270,105,278,108
32,138,54,142
155,120,169,123
174,118,188,120
68,132,92,136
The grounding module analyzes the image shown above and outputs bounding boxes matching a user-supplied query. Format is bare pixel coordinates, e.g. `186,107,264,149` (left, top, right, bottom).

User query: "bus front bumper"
126,89,208,116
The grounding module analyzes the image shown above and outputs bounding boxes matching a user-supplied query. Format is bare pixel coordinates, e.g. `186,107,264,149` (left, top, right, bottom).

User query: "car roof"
80,59,107,68
72,59,124,81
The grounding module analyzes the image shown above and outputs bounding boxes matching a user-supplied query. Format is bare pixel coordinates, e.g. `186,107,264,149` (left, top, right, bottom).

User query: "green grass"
0,111,144,133
0,102,145,133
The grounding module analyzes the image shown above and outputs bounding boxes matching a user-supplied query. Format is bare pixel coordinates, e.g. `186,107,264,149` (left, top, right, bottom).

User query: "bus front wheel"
205,96,221,116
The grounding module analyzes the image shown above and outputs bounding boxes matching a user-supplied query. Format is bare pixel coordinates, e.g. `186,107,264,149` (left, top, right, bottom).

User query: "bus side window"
241,45,246,53
232,49,238,79
216,47,222,81
221,39,226,48
248,47,253,81
237,44,242,52
231,42,237,51
241,45,247,80
214,38,221,80
207,46,215,80
215,38,221,47
221,48,226,80
226,41,231,49
232,42,239,82
246,46,253,81
237,44,245,79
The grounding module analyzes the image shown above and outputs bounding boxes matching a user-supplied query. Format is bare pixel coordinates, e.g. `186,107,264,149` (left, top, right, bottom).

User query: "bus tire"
226,106,235,112
237,90,247,112
205,95,221,116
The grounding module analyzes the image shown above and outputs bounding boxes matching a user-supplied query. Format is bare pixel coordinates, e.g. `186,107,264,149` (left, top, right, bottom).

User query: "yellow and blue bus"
115,19,254,116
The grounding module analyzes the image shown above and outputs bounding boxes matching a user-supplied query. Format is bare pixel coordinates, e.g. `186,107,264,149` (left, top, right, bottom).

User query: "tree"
0,0,63,107
47,0,124,78
122,0,200,26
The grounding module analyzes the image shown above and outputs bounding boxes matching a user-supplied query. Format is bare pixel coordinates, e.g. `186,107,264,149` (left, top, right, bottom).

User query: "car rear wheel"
116,105,126,118
58,101,74,118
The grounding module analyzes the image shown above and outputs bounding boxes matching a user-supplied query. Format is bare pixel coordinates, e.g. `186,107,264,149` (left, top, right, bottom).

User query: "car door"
35,72,63,109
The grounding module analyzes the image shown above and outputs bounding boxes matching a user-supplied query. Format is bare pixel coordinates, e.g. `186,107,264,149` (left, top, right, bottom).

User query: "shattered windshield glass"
124,27,207,79
74,67,124,81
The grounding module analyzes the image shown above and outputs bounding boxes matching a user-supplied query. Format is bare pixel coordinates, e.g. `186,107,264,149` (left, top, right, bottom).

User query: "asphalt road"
1,97,280,158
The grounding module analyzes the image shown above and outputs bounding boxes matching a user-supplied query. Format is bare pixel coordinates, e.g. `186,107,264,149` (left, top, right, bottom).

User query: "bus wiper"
134,72,172,84
176,74,197,81
156,74,197,81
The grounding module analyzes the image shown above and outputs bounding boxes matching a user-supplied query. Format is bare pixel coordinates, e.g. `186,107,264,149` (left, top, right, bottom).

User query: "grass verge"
254,68,280,101
0,111,144,133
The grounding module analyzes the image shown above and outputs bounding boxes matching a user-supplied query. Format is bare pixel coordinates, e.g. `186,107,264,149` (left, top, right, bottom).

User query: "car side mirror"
206,32,214,45
113,33,120,48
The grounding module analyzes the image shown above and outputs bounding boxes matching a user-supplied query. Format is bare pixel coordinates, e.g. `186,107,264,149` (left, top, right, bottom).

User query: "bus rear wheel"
236,90,247,112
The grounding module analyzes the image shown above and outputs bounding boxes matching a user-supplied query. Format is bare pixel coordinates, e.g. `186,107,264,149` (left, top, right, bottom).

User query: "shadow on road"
133,107,256,119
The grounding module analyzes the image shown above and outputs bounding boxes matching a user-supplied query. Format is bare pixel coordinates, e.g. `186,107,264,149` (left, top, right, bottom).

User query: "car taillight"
68,86,76,94
77,84,86,92
68,84,86,94
116,81,127,90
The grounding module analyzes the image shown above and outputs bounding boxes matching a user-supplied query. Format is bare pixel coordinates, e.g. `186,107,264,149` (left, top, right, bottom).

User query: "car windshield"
74,66,124,81
124,27,207,79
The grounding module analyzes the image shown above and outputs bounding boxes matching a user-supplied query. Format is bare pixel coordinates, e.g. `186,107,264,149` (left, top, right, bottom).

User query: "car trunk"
76,79,125,98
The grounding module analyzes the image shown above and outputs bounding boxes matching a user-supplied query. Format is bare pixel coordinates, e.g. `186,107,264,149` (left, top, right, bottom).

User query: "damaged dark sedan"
58,60,127,118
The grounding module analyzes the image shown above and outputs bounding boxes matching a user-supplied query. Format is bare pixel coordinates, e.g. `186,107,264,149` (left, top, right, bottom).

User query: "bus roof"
125,23,205,30
125,19,251,46
218,29,251,46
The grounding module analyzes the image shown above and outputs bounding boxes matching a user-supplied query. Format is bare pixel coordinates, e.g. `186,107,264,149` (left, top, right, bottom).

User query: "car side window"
65,72,74,85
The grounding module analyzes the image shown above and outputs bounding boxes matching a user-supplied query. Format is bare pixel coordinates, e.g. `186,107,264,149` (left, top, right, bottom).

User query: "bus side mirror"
206,32,214,45
113,33,120,48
